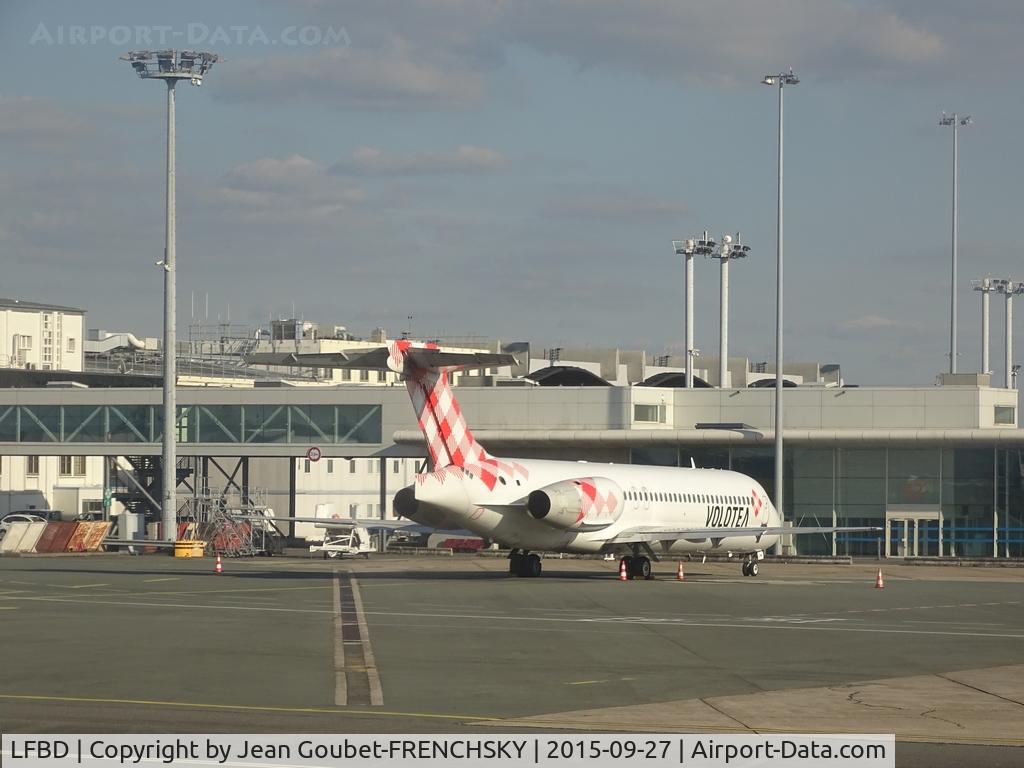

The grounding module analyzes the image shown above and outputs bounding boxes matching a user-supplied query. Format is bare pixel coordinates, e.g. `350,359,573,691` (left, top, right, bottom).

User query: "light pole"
939,112,971,374
762,68,798,530
972,278,997,375
709,233,751,387
122,50,219,541
673,232,716,387
993,279,1024,388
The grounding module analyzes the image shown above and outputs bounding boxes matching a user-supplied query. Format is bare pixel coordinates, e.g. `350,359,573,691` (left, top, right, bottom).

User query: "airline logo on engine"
705,505,750,528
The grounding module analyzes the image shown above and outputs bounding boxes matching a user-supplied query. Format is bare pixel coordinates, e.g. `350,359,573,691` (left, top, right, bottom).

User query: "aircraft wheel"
632,556,652,580
741,561,751,577
525,553,543,578
748,561,759,577
509,552,524,575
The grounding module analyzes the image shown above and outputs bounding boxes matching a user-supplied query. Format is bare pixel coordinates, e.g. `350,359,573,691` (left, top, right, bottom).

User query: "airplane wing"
606,525,882,545
234,514,421,530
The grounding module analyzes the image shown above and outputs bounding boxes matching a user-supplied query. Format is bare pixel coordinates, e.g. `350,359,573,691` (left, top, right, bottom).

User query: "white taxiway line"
5,596,332,614
350,576,384,706
332,571,347,706
357,608,1024,640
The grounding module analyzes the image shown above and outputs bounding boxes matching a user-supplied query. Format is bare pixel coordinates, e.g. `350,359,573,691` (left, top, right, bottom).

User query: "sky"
2,1,1024,385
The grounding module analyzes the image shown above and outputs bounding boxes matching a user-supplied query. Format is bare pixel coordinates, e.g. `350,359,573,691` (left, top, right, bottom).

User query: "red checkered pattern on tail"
389,340,491,470
752,489,762,518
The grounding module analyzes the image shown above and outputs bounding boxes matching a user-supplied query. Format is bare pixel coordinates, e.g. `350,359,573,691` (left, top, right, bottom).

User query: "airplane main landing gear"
509,551,542,577
620,555,653,580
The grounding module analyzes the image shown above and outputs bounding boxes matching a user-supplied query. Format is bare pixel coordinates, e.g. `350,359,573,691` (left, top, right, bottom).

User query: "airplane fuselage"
401,457,782,556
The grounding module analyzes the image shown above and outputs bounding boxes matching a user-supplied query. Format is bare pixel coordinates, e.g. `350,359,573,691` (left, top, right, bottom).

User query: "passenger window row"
624,490,753,505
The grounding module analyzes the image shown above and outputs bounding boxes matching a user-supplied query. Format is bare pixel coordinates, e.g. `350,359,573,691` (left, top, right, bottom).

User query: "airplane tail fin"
387,341,494,469
244,341,516,469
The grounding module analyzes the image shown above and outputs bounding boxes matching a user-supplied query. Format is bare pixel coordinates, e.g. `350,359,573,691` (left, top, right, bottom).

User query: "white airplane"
247,342,879,579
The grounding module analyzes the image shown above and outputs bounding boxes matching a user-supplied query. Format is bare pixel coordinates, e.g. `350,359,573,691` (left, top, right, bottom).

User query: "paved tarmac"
1,553,1023,767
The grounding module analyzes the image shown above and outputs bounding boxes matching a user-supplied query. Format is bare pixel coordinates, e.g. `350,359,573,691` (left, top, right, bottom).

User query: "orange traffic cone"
215,554,223,575
676,562,685,581
618,558,628,581
874,568,884,589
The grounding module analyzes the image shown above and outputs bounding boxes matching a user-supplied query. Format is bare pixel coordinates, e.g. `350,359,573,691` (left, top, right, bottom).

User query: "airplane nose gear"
741,558,759,577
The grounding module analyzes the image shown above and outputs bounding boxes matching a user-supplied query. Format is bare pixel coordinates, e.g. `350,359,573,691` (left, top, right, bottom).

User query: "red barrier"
33,522,62,553
36,522,77,553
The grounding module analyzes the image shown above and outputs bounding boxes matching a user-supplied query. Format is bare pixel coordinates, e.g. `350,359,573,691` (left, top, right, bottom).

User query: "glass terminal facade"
631,445,1024,558
0,403,382,445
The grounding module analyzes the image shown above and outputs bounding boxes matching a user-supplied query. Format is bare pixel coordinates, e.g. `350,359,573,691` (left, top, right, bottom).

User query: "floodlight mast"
121,50,220,542
708,233,750,387
993,279,1024,388
939,112,971,374
762,68,798,546
972,278,996,374
674,232,716,387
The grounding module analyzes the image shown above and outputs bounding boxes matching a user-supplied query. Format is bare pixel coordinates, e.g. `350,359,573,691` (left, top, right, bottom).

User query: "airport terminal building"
404,372,1024,559
1,367,1021,559
0,305,1021,559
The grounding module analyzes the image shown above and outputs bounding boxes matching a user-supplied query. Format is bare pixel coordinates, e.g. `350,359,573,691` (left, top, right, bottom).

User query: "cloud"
829,314,924,340
543,193,687,221
289,1,955,92
332,145,507,175
217,44,484,109
215,154,365,221
0,96,89,143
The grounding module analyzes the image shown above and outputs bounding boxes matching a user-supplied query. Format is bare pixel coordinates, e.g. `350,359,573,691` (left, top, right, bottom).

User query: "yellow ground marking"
0,693,498,722
0,606,18,610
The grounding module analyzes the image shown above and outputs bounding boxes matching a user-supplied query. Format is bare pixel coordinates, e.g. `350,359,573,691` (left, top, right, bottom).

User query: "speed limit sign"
306,446,322,462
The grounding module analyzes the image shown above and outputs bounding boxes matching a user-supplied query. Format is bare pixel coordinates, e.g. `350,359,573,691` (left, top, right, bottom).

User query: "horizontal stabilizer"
244,347,516,372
